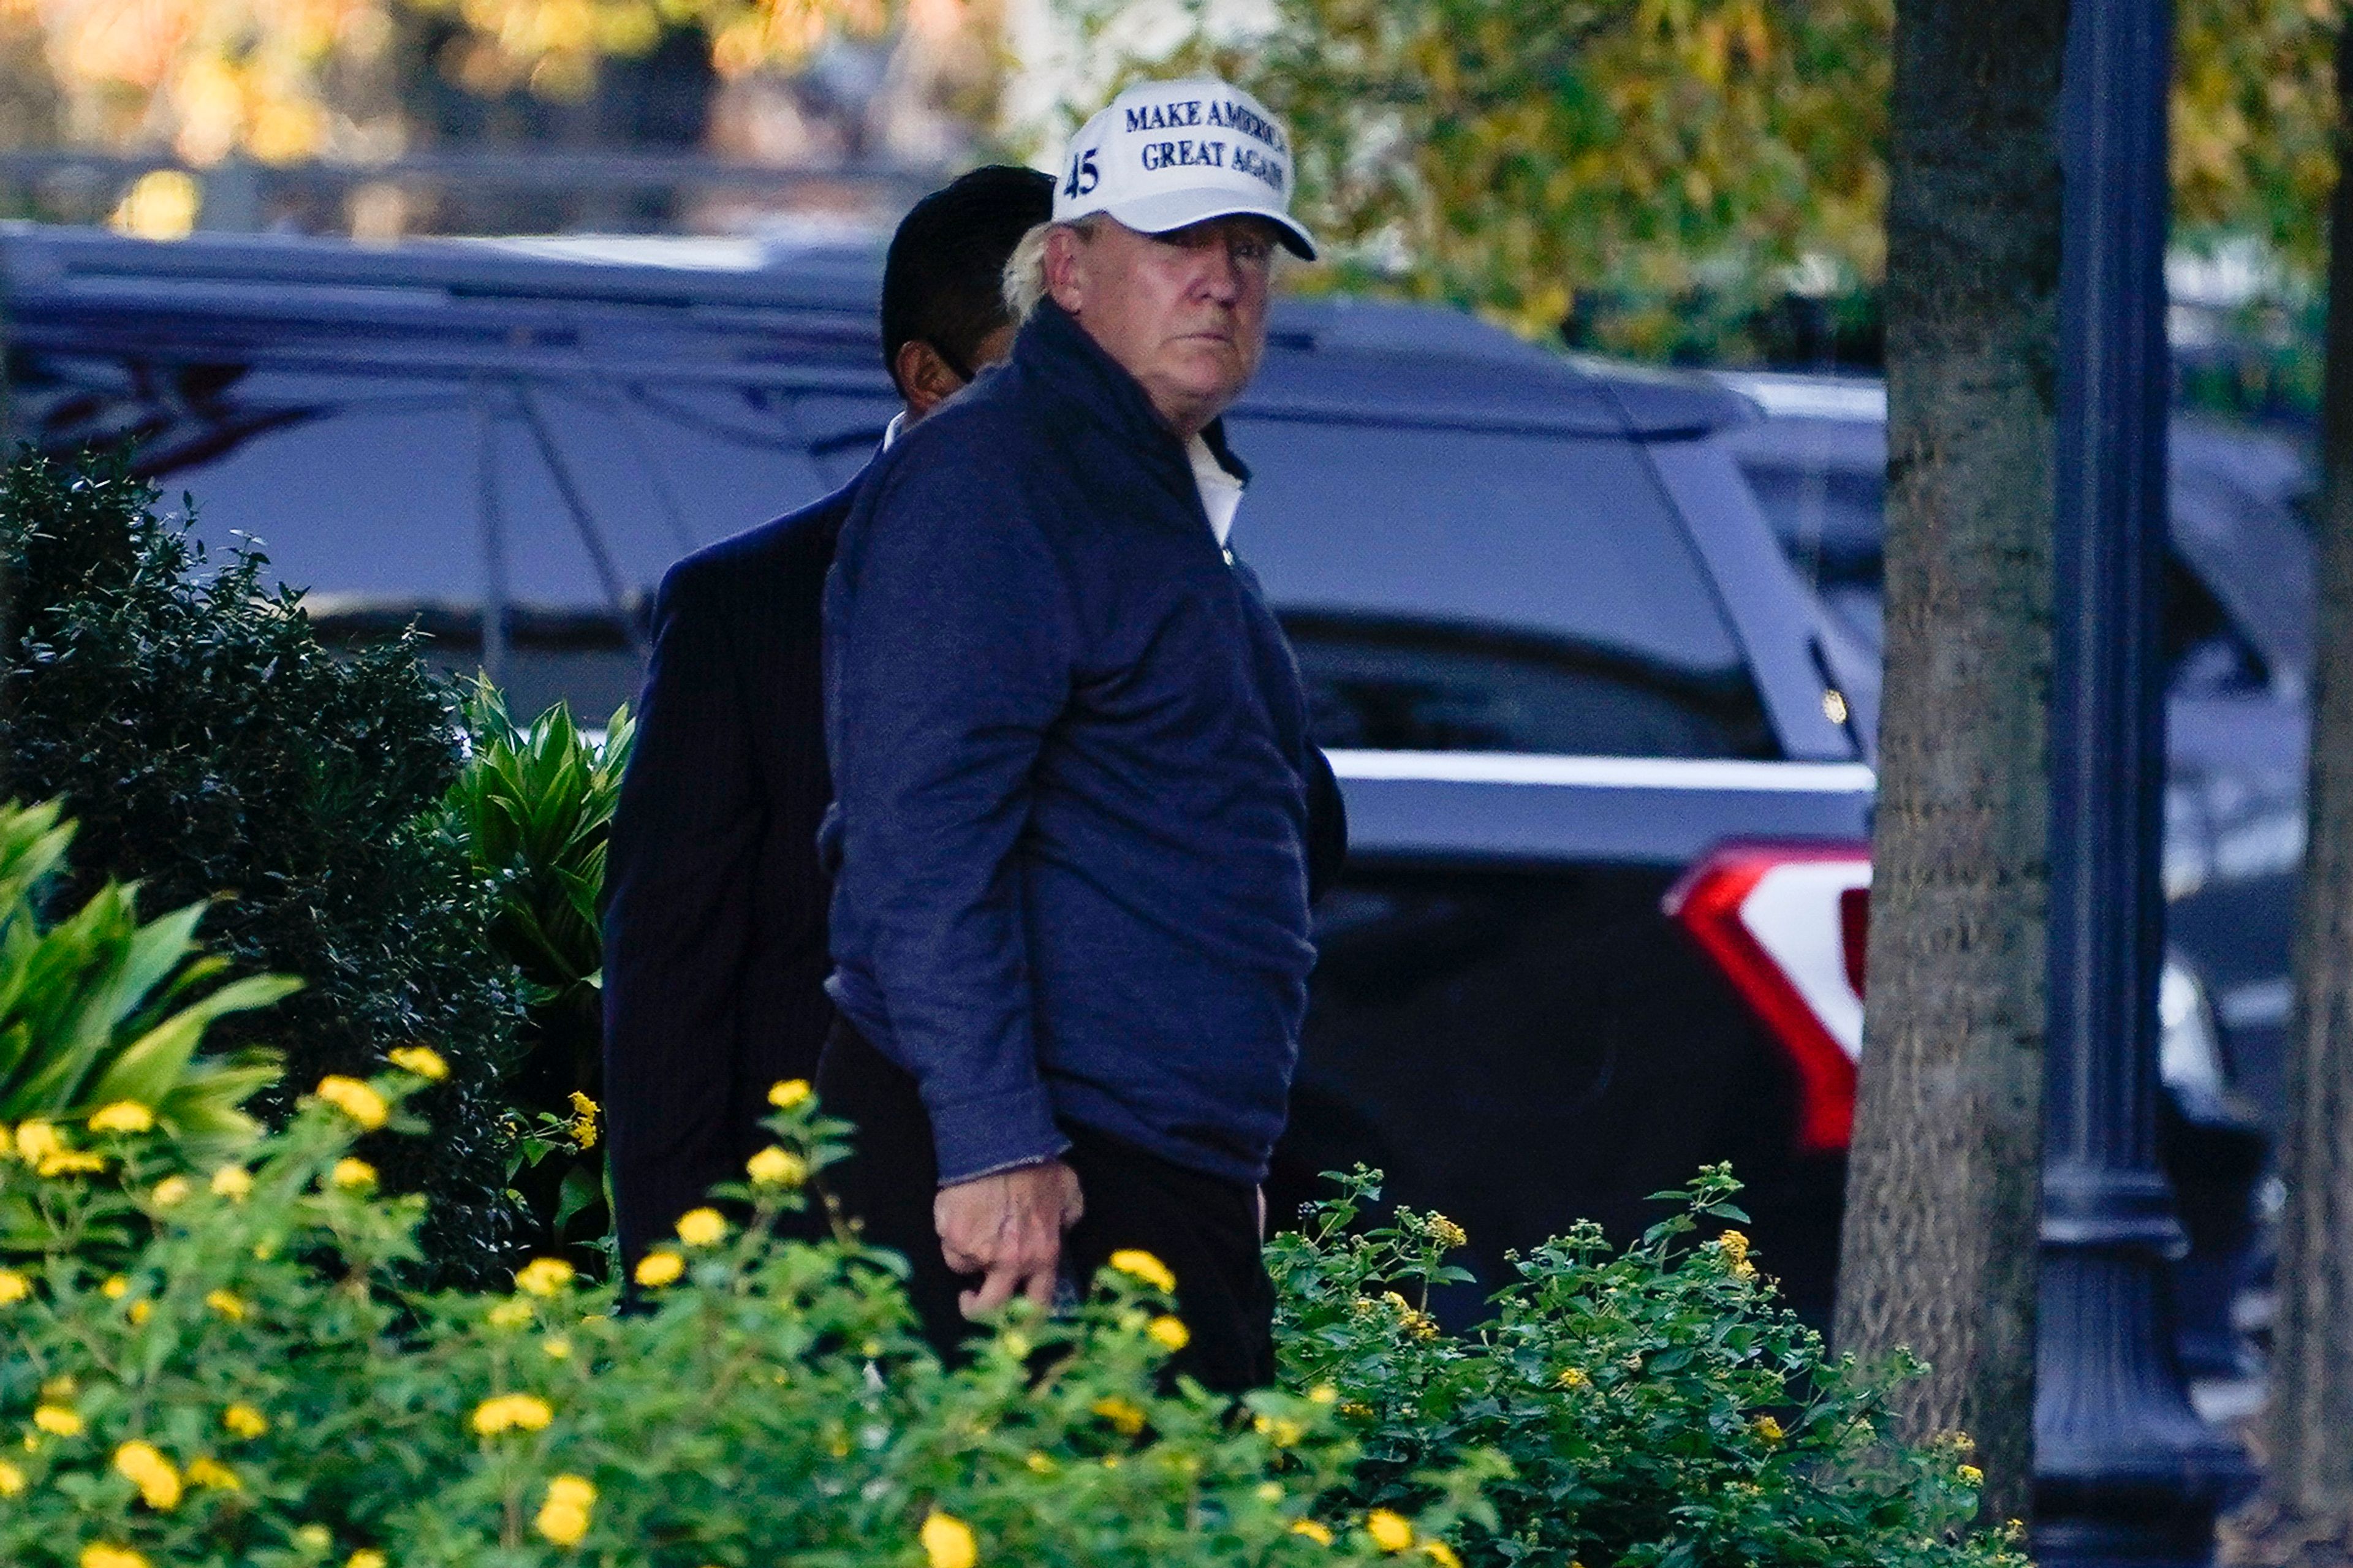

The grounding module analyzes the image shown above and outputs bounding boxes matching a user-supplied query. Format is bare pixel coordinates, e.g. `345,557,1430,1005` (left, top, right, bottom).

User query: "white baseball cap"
1053,77,1317,260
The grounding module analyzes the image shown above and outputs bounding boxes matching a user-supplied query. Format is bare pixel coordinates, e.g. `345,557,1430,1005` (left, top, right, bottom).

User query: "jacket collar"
1014,300,1251,494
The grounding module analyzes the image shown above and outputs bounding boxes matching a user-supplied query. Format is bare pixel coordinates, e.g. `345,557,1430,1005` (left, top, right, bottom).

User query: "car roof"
0,224,1752,441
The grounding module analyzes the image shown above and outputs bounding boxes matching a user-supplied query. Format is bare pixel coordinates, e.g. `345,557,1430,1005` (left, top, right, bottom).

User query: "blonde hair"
1002,215,1103,321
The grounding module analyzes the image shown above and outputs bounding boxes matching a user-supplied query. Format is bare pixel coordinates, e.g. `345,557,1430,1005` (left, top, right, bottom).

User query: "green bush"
1275,1168,2027,1568
0,452,525,1286
443,686,632,1263
0,1067,1482,1568
0,797,295,1257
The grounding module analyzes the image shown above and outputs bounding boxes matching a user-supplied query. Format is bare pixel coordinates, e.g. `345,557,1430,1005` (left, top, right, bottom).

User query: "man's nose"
1194,241,1245,303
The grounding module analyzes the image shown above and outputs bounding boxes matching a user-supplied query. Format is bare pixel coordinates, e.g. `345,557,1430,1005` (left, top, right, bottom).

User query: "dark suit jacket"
603,472,1348,1265
604,479,858,1268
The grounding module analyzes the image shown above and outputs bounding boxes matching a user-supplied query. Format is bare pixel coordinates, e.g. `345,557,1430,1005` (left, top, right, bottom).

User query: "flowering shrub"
1273,1167,2028,1568
0,798,297,1260
0,1067,1481,1568
0,451,523,1286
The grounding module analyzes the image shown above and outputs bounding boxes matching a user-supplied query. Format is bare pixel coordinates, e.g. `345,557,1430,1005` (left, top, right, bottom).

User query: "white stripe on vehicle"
1325,750,1876,793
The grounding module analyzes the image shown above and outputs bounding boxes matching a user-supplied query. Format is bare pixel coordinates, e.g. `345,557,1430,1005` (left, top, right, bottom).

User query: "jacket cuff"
927,1081,1069,1187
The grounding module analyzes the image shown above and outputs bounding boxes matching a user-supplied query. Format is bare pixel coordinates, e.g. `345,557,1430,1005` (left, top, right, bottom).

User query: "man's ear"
895,339,966,420
1044,225,1086,314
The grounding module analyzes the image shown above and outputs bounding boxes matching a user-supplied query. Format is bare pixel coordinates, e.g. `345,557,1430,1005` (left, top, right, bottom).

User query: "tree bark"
1832,0,2068,1529
2221,18,2353,1568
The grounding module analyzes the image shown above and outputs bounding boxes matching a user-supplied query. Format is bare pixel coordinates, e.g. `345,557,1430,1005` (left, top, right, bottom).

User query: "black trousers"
814,1018,1275,1392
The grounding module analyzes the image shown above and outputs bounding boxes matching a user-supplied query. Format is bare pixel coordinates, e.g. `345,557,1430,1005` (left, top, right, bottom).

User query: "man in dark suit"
602,167,1058,1271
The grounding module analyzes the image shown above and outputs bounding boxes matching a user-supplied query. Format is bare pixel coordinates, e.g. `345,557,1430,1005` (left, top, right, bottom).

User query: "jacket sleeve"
602,563,762,1268
828,456,1076,1184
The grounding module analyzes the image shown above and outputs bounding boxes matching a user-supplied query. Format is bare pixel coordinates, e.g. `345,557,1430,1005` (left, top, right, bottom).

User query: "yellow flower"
1253,1414,1304,1447
1256,1481,1283,1502
16,1121,60,1162
1147,1314,1191,1351
1341,1401,1374,1418
113,1440,183,1509
39,1149,105,1177
1290,1519,1334,1545
330,1158,377,1191
514,1258,575,1298
34,1405,83,1437
768,1078,812,1109
1557,1366,1590,1388
210,1166,253,1200
127,1301,151,1325
150,1176,191,1208
1366,1510,1414,1553
470,1393,553,1436
920,1511,977,1568
1108,1249,1176,1292
1307,1384,1338,1404
314,1075,388,1130
222,1405,268,1439
676,1207,727,1247
349,1553,388,1568
488,1300,535,1329
1428,1214,1468,1249
0,1268,28,1305
1732,1259,1758,1281
388,1045,449,1080
1958,1464,1985,1488
102,1276,128,1300
295,1526,332,1550
1754,1416,1786,1444
746,1146,806,1187
1422,1544,1463,1568
634,1250,684,1288
1091,1396,1148,1435
541,1335,572,1360
1025,1450,1055,1474
535,1474,596,1547
88,1102,154,1134
0,1458,24,1494
1717,1229,1750,1265
80,1548,148,1568
185,1456,240,1491
205,1289,246,1321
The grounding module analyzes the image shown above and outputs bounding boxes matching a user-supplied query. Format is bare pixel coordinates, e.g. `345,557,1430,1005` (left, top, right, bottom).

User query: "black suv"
0,227,2243,1349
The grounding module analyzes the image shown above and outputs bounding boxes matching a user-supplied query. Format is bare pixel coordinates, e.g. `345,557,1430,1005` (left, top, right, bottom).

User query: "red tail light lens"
1663,843,1872,1154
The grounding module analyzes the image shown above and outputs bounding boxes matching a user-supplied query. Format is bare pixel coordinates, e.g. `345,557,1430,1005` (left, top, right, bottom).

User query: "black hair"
881,165,1057,397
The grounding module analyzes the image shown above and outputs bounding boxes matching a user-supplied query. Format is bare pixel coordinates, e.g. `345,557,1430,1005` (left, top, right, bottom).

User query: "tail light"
1663,843,1872,1153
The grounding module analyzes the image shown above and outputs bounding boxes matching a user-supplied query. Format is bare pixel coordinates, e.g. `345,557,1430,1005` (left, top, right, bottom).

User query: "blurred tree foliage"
0,0,913,169
1059,0,2350,362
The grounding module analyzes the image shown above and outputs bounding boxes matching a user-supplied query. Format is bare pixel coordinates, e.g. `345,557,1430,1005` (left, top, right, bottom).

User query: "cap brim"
1101,189,1318,260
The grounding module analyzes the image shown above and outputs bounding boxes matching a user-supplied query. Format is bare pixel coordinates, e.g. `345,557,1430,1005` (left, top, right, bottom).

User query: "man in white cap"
816,77,1319,1389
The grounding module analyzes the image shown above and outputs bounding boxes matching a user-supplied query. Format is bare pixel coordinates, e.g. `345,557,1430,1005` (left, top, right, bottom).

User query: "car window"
1740,454,2274,699
10,352,851,611
1227,419,1775,757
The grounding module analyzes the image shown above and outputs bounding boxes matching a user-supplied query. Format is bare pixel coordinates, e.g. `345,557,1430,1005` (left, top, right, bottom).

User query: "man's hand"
935,1160,1085,1319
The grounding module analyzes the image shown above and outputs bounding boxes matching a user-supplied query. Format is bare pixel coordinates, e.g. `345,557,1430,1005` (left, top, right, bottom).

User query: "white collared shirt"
1188,433,1245,552
882,410,907,452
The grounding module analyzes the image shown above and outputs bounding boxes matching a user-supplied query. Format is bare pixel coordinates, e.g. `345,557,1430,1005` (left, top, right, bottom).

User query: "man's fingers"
961,1263,1022,1320
1023,1263,1058,1309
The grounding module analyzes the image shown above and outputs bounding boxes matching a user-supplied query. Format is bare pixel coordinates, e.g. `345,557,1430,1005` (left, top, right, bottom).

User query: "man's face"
1045,215,1278,437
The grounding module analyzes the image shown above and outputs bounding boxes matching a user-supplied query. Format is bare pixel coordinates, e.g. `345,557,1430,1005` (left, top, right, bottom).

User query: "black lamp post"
2035,0,2254,1561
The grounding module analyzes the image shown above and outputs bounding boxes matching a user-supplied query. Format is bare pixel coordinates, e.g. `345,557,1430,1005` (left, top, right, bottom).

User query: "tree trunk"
2221,19,2353,1568
1832,0,2068,1528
